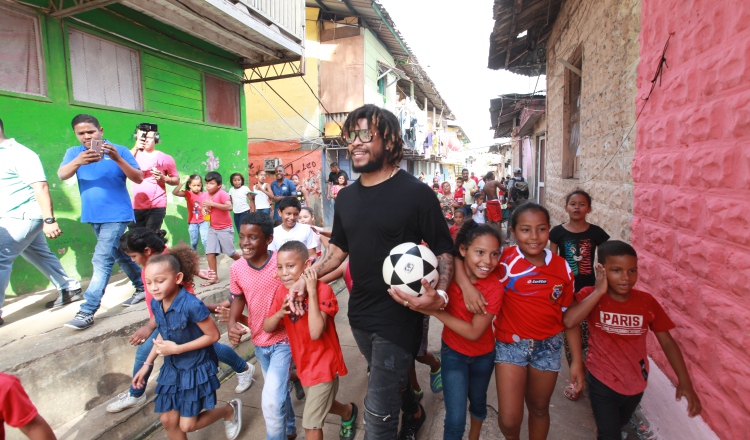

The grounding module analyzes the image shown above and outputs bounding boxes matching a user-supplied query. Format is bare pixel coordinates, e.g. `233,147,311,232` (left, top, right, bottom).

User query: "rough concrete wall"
544,0,640,237
632,0,750,437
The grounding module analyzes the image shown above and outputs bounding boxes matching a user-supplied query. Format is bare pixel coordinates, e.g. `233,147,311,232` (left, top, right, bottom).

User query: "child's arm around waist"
429,309,494,341
563,263,607,328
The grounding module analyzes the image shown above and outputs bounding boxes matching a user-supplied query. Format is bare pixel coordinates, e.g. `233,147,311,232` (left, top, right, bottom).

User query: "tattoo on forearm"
314,244,344,277
436,253,454,291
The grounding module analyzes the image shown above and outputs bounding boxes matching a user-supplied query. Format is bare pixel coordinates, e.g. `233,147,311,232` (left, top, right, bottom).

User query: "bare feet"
201,278,219,287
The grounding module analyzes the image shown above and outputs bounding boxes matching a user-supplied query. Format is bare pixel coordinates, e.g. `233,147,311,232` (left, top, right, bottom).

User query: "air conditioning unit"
264,158,282,171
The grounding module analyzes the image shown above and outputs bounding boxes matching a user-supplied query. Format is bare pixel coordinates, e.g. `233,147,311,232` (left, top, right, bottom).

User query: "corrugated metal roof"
487,0,562,76
308,0,455,119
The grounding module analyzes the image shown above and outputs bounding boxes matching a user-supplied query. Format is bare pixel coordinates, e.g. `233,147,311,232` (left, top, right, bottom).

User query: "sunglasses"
343,129,376,144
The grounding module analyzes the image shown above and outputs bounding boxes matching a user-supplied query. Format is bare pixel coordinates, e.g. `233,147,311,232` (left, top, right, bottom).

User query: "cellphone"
91,139,104,154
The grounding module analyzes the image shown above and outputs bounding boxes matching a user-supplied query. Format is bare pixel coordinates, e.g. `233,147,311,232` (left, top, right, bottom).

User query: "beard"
351,147,388,173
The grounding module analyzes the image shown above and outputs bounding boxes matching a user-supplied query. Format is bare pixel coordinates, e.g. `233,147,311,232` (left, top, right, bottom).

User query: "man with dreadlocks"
285,104,454,439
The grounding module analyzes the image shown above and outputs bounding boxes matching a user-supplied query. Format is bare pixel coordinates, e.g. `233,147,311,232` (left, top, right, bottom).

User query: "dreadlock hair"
342,104,404,166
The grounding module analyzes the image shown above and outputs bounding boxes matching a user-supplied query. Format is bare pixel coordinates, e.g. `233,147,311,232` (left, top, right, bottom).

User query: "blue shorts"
494,334,563,372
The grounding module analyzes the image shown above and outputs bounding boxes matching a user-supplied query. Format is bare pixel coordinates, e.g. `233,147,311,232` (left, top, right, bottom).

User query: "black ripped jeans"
351,328,420,439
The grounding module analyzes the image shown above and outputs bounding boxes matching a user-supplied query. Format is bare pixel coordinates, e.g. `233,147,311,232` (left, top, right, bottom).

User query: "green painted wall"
363,30,397,107
0,2,248,296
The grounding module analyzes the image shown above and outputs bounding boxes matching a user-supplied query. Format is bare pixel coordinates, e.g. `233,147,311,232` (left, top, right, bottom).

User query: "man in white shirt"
461,168,477,217
0,119,82,324
268,197,316,257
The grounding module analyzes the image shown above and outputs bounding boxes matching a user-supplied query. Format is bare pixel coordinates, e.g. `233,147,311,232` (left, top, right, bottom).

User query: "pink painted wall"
632,1,750,438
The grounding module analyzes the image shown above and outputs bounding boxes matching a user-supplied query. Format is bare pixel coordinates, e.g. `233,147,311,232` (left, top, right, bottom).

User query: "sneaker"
398,403,426,440
413,388,424,403
429,363,443,393
122,289,146,307
65,312,94,330
106,392,147,413
224,398,242,440
339,402,358,440
235,363,255,393
45,288,83,309
0,316,4,326
292,378,305,400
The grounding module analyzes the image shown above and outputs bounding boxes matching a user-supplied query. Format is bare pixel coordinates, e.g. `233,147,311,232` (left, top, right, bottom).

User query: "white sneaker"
224,399,242,440
234,362,255,393
106,392,147,413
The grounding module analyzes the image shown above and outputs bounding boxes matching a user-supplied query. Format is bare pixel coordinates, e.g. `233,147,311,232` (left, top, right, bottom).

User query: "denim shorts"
494,333,563,372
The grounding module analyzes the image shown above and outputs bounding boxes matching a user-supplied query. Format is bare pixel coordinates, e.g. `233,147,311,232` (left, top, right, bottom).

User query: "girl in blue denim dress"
132,253,243,440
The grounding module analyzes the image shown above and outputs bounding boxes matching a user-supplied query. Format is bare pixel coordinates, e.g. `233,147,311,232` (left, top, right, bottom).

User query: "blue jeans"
130,330,248,398
255,342,296,439
351,328,419,440
0,217,81,316
256,208,270,216
188,222,208,252
441,342,496,440
233,211,250,236
79,222,143,315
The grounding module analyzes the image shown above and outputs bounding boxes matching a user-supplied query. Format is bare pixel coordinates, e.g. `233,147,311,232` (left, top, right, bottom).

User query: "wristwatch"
436,289,449,309
43,217,56,224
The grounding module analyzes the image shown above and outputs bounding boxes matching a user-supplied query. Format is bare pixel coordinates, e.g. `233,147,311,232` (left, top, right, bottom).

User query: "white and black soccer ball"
382,242,439,297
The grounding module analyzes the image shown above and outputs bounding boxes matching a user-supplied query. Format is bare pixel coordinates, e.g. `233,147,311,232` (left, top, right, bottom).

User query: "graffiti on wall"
248,151,324,202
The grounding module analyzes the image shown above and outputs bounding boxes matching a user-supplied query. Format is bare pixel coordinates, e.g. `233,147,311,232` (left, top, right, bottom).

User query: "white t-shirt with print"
269,222,317,251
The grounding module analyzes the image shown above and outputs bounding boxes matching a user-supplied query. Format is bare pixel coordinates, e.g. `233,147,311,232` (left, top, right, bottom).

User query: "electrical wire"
247,82,305,138
299,75,343,132
579,34,672,184
261,81,322,133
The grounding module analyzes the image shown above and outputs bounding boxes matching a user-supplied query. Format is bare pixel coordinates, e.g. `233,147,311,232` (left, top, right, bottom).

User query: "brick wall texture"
633,1,750,438
544,0,641,238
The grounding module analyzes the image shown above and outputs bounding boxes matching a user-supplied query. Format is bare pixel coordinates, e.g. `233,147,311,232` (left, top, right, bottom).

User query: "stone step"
0,256,240,440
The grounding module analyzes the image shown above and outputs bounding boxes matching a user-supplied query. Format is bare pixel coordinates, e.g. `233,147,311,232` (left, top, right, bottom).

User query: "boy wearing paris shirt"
201,171,240,286
563,240,701,440
264,241,357,440
1,373,56,439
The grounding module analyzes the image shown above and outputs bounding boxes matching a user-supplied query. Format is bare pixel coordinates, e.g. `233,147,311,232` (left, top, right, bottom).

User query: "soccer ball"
382,242,439,297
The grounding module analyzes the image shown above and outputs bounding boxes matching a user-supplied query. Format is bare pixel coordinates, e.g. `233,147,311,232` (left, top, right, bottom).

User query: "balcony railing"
239,0,305,41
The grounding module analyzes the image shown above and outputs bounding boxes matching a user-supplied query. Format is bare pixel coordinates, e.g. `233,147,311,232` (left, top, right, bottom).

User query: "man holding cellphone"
58,114,145,330
128,123,178,237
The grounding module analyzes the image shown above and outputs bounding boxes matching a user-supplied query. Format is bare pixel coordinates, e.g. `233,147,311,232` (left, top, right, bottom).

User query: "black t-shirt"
330,170,453,354
549,224,610,291
328,170,349,184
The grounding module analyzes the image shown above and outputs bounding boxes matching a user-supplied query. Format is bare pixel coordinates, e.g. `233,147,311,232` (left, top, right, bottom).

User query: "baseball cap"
514,167,522,174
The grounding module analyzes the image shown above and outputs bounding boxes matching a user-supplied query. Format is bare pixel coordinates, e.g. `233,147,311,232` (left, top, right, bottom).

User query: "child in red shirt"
424,221,504,440
264,240,357,440
563,241,701,440
0,373,55,439
448,209,466,241
455,203,584,440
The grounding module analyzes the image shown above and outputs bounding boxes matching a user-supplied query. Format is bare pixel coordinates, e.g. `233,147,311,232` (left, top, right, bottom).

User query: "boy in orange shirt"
264,240,357,440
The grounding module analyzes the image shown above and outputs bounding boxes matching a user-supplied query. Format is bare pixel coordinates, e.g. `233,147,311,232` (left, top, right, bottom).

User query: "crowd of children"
3,171,704,440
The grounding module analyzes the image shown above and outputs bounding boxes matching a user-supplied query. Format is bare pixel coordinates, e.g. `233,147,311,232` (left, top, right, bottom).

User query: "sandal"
564,383,580,401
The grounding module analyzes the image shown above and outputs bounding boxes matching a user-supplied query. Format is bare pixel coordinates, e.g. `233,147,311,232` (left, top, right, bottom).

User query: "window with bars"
68,28,143,111
205,74,240,127
0,6,47,96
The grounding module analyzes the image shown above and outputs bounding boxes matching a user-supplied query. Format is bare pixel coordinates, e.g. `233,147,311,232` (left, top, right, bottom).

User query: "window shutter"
205,74,240,127
0,6,46,96
68,28,143,111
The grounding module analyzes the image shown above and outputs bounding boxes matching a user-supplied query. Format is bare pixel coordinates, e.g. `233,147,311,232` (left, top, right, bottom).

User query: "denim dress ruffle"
151,288,220,417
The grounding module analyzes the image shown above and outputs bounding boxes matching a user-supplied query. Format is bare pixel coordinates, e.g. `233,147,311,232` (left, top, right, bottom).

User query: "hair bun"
157,230,168,240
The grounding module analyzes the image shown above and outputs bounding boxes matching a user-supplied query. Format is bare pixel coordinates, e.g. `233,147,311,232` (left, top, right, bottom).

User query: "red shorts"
486,200,503,222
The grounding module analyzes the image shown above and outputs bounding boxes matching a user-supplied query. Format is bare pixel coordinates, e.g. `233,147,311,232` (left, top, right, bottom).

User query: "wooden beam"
50,0,120,18
557,58,582,76
504,0,523,69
